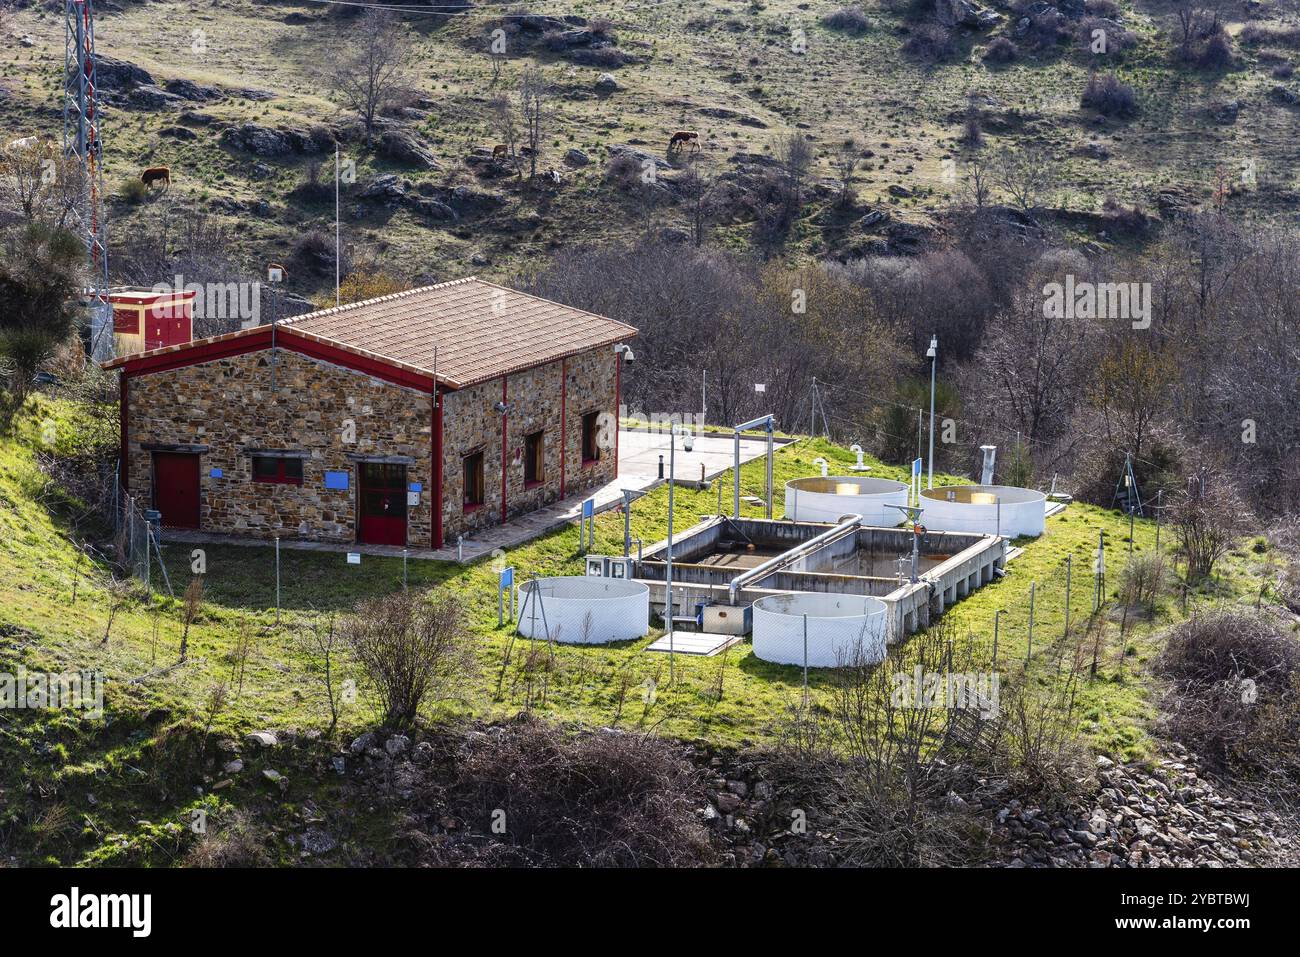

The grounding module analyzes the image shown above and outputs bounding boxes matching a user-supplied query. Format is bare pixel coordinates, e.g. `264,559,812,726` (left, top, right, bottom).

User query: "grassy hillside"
0,392,1285,863
3,0,1298,297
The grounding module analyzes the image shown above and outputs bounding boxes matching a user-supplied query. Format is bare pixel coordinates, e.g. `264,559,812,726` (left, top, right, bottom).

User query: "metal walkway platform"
645,632,745,656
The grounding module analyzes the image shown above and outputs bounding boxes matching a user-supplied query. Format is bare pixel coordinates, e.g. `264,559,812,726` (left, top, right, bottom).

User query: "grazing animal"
491,144,508,160
5,136,39,153
668,130,700,153
140,166,171,189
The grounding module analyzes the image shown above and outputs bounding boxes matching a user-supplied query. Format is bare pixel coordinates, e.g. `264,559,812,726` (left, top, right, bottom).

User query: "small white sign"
347,552,361,565
754,383,766,393
407,491,420,507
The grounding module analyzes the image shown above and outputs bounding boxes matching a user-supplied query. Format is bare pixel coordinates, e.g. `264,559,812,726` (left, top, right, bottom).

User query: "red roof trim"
115,326,438,392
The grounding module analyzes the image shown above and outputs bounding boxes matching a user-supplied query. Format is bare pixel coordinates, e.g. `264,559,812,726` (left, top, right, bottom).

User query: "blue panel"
324,471,349,490
409,482,422,492
582,499,594,519
500,567,513,589
209,467,223,479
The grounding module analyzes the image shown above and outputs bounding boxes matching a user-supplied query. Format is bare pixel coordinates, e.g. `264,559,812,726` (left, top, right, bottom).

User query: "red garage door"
153,452,200,529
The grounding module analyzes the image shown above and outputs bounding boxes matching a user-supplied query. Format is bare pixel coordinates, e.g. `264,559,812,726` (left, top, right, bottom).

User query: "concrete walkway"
162,428,792,565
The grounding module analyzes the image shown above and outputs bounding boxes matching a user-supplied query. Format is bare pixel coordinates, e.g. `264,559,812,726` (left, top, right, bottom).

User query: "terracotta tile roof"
281,277,636,387
104,278,637,389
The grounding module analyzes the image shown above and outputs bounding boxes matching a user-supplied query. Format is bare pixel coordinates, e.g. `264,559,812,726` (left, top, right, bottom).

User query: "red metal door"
359,463,407,546
153,452,200,529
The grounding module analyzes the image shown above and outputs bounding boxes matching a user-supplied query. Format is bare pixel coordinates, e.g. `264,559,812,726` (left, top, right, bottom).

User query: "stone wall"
126,343,621,549
126,349,435,545
440,346,619,542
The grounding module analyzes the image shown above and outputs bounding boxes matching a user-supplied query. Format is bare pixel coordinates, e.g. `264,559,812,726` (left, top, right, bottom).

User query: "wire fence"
115,493,173,596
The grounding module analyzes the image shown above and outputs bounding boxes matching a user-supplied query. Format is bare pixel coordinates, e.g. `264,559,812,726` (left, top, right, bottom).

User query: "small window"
463,451,484,509
581,411,601,465
252,455,303,485
524,431,544,486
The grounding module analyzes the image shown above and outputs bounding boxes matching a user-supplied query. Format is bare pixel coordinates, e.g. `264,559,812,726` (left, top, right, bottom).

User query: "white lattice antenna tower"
63,0,114,362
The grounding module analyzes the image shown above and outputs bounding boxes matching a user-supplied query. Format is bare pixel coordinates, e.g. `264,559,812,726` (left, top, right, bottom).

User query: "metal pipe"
733,414,775,519
728,512,862,604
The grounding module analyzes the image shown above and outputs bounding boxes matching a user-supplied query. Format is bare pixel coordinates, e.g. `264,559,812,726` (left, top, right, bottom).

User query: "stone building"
105,278,636,549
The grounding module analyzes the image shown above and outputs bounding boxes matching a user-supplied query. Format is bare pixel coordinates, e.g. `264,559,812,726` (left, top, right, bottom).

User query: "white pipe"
728,513,863,604
813,457,828,477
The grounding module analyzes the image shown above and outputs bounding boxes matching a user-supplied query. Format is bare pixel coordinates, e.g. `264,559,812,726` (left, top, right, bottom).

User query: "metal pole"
666,429,676,683
335,144,341,308
402,548,408,589
765,423,774,520
1129,508,1135,555
992,609,1000,668
701,368,706,429
802,613,809,708
996,497,1001,538
1027,580,1035,661
274,536,281,626
1064,555,1072,638
733,429,740,518
927,341,936,489
623,490,632,557
1155,490,1162,552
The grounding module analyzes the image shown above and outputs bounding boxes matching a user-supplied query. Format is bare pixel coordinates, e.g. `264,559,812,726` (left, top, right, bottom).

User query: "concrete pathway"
162,428,792,565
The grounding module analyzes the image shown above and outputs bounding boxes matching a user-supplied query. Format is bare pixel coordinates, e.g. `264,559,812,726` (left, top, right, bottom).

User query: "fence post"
802,613,809,708
992,609,1000,668
1027,581,1035,662
274,536,281,626
1064,555,1072,639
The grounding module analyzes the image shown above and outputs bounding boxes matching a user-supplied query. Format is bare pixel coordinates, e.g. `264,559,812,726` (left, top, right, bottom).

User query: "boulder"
384,734,410,756
595,72,619,92
96,56,155,92
245,731,278,748
128,85,183,110
377,130,440,170
349,731,377,755
164,78,223,102
563,148,592,167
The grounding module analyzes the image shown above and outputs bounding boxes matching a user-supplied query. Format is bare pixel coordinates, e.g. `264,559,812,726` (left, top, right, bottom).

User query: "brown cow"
668,130,699,153
141,166,171,189
491,144,508,161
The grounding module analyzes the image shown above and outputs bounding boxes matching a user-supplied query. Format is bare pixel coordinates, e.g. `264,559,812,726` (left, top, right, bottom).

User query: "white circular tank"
784,476,910,526
752,592,888,668
517,576,650,644
919,484,1046,537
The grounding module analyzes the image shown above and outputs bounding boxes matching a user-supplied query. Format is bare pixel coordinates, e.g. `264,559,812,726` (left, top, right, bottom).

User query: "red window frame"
252,455,304,485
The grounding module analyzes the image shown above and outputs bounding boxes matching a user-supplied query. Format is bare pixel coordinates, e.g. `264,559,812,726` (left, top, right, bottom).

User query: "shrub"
823,5,871,33
1171,467,1248,581
342,590,477,727
1240,24,1300,50
1272,61,1295,79
1154,611,1300,778
1084,0,1118,16
183,809,271,867
983,36,1019,63
1198,29,1234,69
446,720,716,866
119,177,149,204
1081,18,1137,56
1081,71,1139,117
1119,552,1169,611
903,23,956,62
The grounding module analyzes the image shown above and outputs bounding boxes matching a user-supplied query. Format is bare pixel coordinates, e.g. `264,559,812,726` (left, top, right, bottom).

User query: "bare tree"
832,138,859,207
520,65,549,181
342,590,477,728
180,577,203,662
994,145,1054,217
961,154,993,210
325,9,413,148
489,93,523,180
678,159,718,246
299,615,346,735
776,132,814,222
1173,465,1248,581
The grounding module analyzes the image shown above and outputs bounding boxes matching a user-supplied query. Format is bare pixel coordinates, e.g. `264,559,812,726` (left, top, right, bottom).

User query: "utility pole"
335,144,341,307
926,335,937,489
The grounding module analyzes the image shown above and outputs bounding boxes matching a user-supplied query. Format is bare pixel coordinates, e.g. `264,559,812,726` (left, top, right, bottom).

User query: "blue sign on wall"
209,467,223,479
324,471,349,490
409,482,423,492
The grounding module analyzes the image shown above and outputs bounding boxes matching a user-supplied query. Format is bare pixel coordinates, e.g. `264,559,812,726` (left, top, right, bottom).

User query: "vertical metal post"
274,536,281,626
996,497,1001,538
666,429,677,684
802,613,809,708
1155,489,1162,552
623,490,632,557
1027,580,1035,661
1129,508,1135,555
335,144,341,308
992,609,1000,668
765,424,774,520
1064,555,1072,638
402,548,408,589
733,429,741,518
927,339,936,490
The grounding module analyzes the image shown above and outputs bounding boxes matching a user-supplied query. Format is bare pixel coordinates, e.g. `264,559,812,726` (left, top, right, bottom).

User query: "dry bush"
983,36,1019,64
1081,72,1139,117
342,589,477,728
1240,23,1300,50
823,6,871,33
903,22,956,62
184,809,272,867
1198,28,1234,69
1120,552,1170,612
991,665,1095,808
445,720,716,866
1154,610,1300,779
1171,467,1248,581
